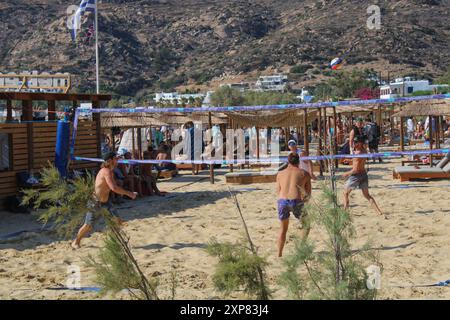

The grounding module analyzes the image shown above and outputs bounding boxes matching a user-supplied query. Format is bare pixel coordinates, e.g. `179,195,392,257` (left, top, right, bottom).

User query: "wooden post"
322,108,328,172
22,99,33,121
436,116,441,150
208,112,214,184
48,100,56,121
227,118,233,173
399,117,405,151
429,116,433,167
256,127,260,160
132,128,136,157
318,108,323,177
333,107,338,168
6,100,12,121
137,128,143,159
111,128,116,151
390,110,394,144
92,100,102,158
303,109,309,154
22,99,34,171
377,105,383,144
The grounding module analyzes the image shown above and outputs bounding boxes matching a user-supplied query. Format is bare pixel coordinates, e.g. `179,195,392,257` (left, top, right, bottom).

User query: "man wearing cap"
342,137,385,218
71,151,137,249
284,140,317,180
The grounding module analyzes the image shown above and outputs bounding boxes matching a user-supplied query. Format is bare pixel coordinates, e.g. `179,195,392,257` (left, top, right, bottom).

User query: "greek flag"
70,0,97,41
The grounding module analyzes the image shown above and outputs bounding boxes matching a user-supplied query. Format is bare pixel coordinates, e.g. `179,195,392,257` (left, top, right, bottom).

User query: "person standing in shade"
407,117,415,141
349,117,367,154
364,117,382,163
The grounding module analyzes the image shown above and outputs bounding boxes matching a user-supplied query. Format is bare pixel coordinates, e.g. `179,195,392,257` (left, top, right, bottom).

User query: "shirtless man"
71,152,137,249
342,137,385,218
276,153,312,257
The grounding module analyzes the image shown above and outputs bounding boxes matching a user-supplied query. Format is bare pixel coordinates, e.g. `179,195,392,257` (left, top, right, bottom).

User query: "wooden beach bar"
0,92,111,202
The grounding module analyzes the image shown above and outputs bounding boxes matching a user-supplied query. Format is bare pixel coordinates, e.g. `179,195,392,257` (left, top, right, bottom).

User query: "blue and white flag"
70,0,97,41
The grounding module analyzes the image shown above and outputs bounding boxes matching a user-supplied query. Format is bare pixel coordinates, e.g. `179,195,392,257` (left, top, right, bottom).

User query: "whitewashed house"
379,77,448,99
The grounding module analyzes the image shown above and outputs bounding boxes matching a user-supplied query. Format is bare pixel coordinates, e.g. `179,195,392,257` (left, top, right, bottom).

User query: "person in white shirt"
282,140,317,180
406,117,415,140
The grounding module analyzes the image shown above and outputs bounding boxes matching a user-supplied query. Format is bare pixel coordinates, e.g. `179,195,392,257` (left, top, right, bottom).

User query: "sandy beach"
1,157,450,300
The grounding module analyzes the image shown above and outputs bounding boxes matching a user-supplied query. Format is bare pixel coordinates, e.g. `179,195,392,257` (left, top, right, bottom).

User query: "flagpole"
95,0,100,94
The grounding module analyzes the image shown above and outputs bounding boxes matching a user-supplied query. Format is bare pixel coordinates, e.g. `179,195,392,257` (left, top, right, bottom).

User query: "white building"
0,71,70,93
154,92,205,104
296,88,314,103
380,77,448,99
255,74,288,92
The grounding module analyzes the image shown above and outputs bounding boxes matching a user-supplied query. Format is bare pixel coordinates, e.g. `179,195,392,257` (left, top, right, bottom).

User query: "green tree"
279,184,380,300
437,65,450,85
210,86,245,107
180,97,188,108
206,188,271,300
313,69,378,100
188,96,195,107
243,91,297,106
22,165,161,300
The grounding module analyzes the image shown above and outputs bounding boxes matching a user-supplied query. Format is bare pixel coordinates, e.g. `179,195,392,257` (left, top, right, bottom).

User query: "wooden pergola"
392,99,450,165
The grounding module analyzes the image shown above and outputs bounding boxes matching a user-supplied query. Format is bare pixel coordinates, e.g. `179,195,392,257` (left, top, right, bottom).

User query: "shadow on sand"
0,190,233,251
135,242,208,251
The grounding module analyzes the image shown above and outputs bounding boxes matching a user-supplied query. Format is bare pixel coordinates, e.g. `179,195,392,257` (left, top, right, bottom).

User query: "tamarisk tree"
279,183,381,300
206,188,271,300
21,165,161,300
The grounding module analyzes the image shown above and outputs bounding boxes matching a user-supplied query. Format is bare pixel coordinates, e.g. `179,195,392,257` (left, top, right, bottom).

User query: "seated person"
118,151,143,197
155,144,177,172
141,151,163,196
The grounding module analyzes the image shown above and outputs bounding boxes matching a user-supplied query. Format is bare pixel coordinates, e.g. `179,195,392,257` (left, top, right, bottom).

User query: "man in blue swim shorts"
276,153,312,257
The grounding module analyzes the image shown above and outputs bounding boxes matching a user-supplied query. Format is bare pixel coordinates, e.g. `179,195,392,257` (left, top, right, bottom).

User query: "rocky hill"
1,0,449,97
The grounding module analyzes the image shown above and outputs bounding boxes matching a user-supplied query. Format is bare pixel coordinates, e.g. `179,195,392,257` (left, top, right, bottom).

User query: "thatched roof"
158,112,229,125
225,110,317,127
101,112,168,128
392,99,450,117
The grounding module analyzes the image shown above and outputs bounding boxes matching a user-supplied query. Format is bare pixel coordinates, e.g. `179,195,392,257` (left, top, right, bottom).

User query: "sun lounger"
225,170,278,184
393,153,450,182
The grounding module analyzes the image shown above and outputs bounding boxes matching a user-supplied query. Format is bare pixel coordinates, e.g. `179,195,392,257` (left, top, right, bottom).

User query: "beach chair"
393,153,450,182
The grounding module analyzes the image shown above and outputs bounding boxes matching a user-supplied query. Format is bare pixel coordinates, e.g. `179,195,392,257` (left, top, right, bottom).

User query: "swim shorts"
277,199,304,221
84,198,119,225
346,172,369,190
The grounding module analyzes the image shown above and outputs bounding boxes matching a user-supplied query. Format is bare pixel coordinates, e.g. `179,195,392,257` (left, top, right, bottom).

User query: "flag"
71,0,97,41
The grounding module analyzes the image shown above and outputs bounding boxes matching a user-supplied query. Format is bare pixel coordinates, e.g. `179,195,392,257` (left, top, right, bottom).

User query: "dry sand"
1,157,450,300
